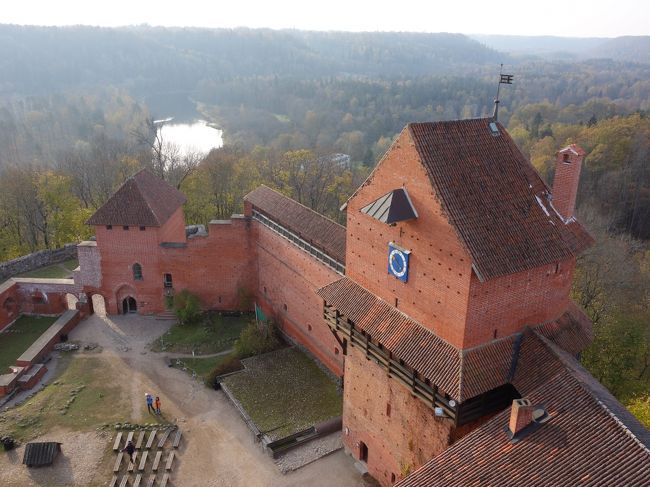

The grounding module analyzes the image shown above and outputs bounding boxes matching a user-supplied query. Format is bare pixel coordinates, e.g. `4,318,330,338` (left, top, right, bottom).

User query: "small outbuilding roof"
23,442,61,467
86,169,186,227
360,188,418,224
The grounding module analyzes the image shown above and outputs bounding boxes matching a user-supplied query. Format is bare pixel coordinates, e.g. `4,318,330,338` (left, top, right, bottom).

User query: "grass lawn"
221,347,342,441
171,353,234,384
0,315,58,372
151,313,251,354
16,258,78,279
0,355,131,442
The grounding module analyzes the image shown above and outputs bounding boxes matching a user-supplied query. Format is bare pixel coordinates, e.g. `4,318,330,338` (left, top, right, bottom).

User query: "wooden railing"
324,304,457,420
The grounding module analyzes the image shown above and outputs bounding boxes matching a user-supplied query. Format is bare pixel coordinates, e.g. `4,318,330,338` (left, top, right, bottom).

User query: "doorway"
122,296,137,314
359,441,368,463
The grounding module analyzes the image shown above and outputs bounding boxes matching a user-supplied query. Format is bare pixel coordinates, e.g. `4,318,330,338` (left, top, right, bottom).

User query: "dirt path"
66,313,360,487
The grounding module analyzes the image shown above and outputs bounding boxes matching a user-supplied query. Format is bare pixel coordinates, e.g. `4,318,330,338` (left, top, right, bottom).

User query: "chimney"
508,398,533,437
551,144,586,220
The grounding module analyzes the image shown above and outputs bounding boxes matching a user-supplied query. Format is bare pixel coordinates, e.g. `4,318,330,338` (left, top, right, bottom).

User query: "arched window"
133,263,143,281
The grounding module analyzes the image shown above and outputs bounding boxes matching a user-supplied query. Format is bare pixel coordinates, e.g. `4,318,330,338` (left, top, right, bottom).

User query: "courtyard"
0,311,359,486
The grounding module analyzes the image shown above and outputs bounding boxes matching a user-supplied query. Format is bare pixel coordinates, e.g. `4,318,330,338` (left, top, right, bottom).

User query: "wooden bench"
109,475,118,487
152,451,162,471
138,451,148,471
133,473,142,487
160,473,170,487
135,431,145,449
165,451,175,471
128,452,138,472
113,452,124,473
172,430,182,448
119,474,129,487
157,429,172,449
126,431,134,444
146,474,156,487
113,432,123,451
145,430,157,449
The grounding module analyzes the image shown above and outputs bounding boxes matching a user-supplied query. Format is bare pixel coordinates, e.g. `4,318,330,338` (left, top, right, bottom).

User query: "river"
155,119,223,157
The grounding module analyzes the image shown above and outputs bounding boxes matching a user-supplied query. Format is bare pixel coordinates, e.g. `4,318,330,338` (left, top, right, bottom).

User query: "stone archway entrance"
90,294,107,317
122,296,137,314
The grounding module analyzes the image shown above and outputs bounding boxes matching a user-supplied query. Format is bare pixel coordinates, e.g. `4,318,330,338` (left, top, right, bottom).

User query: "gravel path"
0,312,360,487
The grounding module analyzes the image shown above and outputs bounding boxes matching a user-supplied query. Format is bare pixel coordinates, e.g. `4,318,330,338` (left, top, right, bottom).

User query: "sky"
0,0,648,38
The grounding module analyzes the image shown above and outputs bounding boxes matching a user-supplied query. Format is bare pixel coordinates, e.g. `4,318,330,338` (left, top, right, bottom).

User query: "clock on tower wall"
388,242,410,283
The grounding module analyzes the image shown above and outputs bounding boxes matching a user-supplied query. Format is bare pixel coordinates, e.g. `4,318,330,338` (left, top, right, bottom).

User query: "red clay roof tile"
408,119,594,281
245,185,346,264
86,169,186,227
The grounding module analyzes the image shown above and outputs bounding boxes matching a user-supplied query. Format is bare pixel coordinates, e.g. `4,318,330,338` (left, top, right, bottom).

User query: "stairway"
155,310,177,321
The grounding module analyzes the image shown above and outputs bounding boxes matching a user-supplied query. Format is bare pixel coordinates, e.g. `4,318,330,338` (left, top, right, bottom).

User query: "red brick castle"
77,118,650,485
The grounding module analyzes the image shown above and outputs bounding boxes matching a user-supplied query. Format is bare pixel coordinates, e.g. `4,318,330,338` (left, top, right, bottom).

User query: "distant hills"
471,34,650,64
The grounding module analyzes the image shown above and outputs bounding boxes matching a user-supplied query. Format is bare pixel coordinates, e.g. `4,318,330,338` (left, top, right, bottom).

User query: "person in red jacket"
155,396,161,415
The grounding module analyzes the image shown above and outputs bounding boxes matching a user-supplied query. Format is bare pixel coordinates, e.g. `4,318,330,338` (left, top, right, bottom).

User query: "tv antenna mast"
493,64,513,121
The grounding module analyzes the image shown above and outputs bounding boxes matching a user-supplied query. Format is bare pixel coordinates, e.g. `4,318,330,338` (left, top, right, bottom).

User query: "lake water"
157,119,223,157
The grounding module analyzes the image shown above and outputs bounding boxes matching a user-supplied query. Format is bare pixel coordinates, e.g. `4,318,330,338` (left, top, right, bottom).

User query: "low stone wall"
0,244,78,281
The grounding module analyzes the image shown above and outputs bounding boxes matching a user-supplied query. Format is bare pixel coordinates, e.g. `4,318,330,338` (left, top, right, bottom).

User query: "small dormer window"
133,263,143,280
489,122,500,136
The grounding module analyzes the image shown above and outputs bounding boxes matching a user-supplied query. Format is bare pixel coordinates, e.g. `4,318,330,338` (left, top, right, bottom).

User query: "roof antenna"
493,64,513,121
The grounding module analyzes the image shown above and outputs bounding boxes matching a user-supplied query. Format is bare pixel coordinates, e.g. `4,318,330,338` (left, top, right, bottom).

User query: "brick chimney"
552,144,586,220
509,398,533,436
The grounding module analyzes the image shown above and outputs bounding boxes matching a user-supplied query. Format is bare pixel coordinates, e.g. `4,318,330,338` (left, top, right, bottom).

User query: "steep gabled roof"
396,331,650,487
245,185,346,264
408,119,594,281
86,169,186,227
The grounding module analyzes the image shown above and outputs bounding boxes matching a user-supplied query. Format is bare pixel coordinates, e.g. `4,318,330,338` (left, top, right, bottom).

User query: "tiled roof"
86,169,186,227
318,278,594,402
318,276,461,397
245,185,346,264
408,119,594,281
396,331,650,487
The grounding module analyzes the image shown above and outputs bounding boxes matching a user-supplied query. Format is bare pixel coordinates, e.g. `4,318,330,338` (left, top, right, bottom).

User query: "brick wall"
552,148,584,220
343,346,455,486
0,281,20,331
254,221,344,376
465,257,576,347
346,129,474,348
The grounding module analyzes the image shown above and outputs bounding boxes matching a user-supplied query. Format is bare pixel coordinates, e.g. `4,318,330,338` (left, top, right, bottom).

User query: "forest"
0,26,648,425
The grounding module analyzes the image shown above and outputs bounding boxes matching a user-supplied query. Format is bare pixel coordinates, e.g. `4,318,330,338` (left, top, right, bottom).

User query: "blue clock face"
388,243,410,282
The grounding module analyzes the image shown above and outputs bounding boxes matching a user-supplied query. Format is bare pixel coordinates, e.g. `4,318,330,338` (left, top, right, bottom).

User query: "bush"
234,322,281,359
206,354,243,387
173,289,202,325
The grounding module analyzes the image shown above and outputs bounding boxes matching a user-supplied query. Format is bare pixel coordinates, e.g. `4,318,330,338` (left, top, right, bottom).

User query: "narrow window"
391,473,396,483
283,303,288,311
123,225,129,231
335,347,339,355
386,403,391,417
554,262,561,274
139,226,146,231
563,153,570,163
106,225,112,230
133,263,143,280
163,273,173,288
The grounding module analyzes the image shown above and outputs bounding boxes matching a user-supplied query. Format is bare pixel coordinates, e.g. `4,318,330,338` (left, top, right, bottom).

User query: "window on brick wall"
123,225,129,231
133,263,143,280
106,225,112,230
163,273,172,288
140,226,146,231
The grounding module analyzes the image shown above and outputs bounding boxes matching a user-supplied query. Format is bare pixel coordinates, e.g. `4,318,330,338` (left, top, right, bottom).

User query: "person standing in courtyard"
145,393,154,414
154,396,161,415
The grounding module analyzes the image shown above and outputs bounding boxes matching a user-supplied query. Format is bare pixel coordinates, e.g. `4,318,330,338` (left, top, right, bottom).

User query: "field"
16,258,79,279
221,347,342,441
151,313,251,354
0,355,130,442
0,315,58,372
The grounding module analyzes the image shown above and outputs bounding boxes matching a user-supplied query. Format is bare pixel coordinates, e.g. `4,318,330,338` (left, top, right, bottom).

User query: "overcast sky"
0,0,648,37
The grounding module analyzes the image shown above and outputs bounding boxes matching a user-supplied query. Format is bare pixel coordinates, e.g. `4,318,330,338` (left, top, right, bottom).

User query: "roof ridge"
134,170,162,226
533,330,650,452
246,185,345,230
